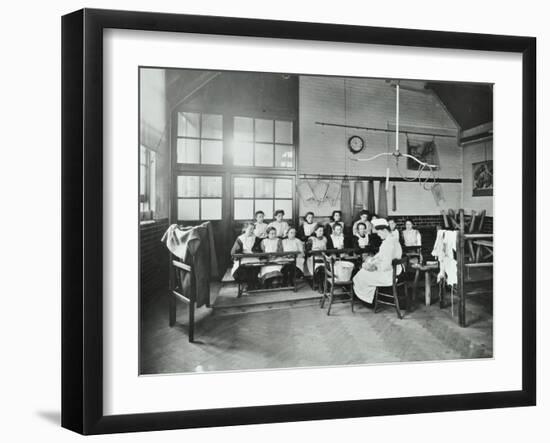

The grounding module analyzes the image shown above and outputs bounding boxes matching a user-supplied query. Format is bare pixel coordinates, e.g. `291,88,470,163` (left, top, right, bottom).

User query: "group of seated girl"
230,207,422,292
231,210,304,290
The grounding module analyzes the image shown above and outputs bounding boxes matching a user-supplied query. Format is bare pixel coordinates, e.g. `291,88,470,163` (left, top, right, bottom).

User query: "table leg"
425,271,431,306
413,269,420,303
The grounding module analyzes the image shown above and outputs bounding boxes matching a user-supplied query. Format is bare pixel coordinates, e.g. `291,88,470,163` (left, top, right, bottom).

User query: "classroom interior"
139,68,493,374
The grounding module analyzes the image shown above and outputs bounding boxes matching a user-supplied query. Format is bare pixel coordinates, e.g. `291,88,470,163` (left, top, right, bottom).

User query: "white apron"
353,236,403,303
282,238,305,272
306,236,327,275
231,234,260,277
259,238,283,279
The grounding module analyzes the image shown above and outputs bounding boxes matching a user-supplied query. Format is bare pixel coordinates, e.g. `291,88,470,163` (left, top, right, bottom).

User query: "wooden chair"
374,257,409,319
309,252,326,292
169,259,196,342
320,253,354,315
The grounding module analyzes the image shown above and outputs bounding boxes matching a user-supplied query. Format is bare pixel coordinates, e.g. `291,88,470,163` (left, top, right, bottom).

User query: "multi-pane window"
233,176,293,220
233,117,294,168
176,175,223,221
177,112,223,165
140,145,156,221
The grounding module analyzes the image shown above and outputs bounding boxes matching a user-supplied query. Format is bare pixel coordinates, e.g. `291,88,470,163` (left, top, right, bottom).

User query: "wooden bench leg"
188,300,195,343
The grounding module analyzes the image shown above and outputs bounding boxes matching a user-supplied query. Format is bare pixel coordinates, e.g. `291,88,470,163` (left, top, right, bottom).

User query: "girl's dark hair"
368,213,378,222
405,218,414,225
265,226,277,235
304,211,315,220
287,226,297,233
374,225,390,232
314,223,325,233
254,210,265,217
274,209,285,217
356,222,366,229
332,222,343,230
241,221,255,232
359,209,369,217
331,210,342,221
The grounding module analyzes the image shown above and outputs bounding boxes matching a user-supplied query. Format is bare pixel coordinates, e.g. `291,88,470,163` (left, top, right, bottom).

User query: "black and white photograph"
139,68,494,375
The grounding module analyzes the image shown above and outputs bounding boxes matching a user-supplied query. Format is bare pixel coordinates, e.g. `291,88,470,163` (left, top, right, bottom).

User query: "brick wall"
140,219,170,301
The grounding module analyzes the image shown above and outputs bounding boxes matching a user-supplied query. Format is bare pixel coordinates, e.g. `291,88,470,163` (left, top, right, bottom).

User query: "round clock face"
348,135,365,154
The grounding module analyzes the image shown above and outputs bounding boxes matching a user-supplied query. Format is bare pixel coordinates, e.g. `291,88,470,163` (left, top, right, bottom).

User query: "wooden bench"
231,251,300,297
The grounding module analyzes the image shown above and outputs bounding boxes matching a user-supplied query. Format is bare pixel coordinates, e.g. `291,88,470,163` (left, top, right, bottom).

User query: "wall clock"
348,135,365,154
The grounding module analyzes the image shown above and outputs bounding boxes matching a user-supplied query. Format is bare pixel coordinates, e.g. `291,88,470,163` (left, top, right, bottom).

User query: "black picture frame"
61,8,536,435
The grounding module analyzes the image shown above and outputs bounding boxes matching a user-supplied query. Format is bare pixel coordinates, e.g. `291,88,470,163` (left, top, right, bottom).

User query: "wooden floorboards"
140,283,493,375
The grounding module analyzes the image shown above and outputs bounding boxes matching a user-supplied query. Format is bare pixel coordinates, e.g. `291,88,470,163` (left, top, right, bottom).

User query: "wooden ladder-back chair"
169,259,196,342
374,257,409,319
320,253,354,315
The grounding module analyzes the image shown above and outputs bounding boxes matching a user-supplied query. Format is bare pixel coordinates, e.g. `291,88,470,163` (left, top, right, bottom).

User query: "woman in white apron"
328,222,346,250
402,219,422,246
306,224,328,292
388,218,400,241
353,210,372,236
325,210,344,236
281,227,305,285
297,211,317,241
231,222,262,289
259,227,284,286
353,218,403,304
353,222,370,250
267,209,290,238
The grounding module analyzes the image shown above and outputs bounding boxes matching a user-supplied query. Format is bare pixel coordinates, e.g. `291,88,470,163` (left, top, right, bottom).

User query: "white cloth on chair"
161,224,188,259
432,229,457,286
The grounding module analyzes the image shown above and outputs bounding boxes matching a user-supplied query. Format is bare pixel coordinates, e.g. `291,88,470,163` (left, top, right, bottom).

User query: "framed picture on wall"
62,8,536,435
473,160,494,196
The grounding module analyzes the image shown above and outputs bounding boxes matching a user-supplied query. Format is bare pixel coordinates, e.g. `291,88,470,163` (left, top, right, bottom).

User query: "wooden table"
411,262,440,306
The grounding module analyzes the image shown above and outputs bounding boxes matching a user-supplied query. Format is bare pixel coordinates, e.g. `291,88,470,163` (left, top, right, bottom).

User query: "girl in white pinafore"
353,219,403,304
259,227,284,285
281,227,305,285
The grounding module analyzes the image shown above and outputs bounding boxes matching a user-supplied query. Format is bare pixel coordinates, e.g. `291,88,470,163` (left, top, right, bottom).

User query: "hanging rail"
298,173,461,184
314,121,458,139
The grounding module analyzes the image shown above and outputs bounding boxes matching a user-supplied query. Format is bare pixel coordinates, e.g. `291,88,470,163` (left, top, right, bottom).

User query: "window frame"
139,145,156,222
175,111,224,166
232,116,295,170
231,174,295,222
175,172,224,222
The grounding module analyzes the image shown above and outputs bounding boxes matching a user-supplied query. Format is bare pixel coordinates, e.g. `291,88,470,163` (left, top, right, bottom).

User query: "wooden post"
169,257,176,327
441,209,450,229
188,296,195,343
458,209,466,327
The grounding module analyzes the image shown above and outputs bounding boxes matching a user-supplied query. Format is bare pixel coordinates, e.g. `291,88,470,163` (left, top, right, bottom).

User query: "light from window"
177,112,223,165
233,176,293,220
233,117,294,168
